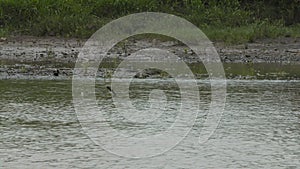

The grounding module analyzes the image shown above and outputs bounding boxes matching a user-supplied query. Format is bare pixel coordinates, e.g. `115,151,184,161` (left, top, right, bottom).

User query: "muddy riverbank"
0,36,299,79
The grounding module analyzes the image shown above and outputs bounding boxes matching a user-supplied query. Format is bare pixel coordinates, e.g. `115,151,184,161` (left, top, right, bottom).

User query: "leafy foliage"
0,0,299,42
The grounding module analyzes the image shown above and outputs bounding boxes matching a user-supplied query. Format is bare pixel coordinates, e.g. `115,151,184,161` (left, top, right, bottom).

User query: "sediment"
0,36,299,79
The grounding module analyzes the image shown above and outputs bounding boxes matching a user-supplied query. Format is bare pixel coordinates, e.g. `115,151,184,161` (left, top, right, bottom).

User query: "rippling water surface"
1,79,299,168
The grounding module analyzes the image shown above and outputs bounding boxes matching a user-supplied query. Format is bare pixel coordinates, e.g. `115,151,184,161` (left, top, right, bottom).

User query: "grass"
0,28,8,37
203,22,300,44
0,0,299,44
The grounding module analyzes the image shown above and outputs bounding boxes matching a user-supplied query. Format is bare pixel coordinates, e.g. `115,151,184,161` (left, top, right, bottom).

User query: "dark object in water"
106,86,112,91
53,69,59,76
106,86,116,96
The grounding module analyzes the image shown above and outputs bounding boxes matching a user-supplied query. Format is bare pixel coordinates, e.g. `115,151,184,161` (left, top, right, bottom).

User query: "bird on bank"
53,69,60,76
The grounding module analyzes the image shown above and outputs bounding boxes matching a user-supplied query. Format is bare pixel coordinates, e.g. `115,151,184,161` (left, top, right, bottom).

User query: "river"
1,79,299,168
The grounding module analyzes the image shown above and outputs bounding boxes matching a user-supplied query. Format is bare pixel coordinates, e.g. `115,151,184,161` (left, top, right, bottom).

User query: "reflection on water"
0,79,299,168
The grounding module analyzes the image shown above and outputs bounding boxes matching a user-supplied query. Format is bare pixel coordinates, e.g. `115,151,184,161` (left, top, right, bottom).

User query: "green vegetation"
0,0,299,43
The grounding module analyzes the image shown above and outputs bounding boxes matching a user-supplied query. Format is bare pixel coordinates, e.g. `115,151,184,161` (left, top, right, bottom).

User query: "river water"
1,79,299,168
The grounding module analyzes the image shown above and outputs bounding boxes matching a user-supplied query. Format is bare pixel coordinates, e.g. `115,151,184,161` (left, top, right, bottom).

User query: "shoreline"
0,36,300,80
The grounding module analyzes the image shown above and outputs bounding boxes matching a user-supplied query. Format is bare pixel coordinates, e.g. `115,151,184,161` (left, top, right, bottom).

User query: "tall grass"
0,0,299,43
